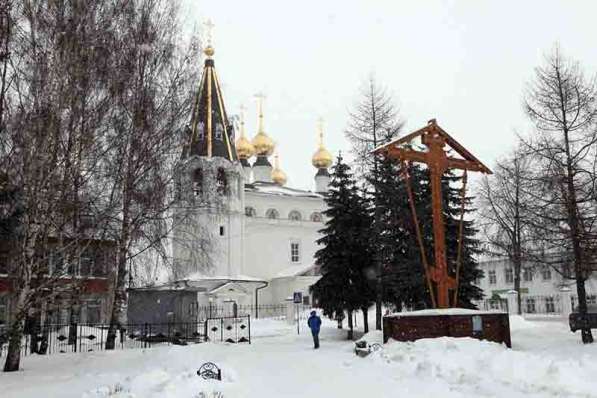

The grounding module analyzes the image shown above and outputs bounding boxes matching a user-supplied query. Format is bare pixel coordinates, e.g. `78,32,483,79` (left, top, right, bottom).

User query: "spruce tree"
311,155,374,339
372,159,483,310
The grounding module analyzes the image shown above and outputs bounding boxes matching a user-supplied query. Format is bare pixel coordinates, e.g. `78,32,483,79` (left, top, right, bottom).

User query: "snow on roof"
274,264,317,278
181,273,266,283
386,308,506,317
245,181,323,199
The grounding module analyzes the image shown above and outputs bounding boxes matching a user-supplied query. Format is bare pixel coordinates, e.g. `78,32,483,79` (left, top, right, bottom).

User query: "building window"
488,270,497,285
50,251,66,276
505,268,513,284
310,212,323,222
192,169,202,196
80,250,95,277
0,294,7,329
526,298,536,313
542,267,552,281
290,242,300,263
545,297,555,313
0,253,8,274
84,300,102,324
245,207,256,217
289,210,302,221
266,209,279,220
302,295,310,305
523,268,533,282
219,226,225,236
216,168,228,195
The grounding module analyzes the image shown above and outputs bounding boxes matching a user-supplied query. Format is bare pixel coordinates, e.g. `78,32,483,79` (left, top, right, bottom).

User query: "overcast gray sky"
184,0,597,191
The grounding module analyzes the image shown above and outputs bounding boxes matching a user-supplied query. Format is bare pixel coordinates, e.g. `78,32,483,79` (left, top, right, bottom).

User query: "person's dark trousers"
312,331,320,349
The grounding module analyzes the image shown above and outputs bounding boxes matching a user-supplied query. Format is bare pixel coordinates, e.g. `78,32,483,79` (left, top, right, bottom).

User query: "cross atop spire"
203,19,215,58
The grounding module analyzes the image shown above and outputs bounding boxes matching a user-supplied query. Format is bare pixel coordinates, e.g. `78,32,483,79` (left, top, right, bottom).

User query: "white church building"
166,42,332,312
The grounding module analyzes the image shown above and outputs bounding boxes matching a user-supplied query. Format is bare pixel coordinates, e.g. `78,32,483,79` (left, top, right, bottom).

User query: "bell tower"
173,21,244,279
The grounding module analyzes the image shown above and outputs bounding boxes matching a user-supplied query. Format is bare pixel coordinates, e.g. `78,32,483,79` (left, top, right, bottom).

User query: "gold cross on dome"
317,117,325,146
203,19,215,46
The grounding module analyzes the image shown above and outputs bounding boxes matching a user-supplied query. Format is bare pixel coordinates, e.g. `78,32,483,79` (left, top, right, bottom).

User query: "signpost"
293,292,302,335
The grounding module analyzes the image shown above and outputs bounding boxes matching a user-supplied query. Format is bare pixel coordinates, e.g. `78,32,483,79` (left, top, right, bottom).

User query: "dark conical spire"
184,45,237,161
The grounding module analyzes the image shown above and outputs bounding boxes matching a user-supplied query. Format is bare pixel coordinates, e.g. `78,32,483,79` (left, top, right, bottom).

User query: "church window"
192,169,203,196
220,226,225,236
310,212,323,222
245,207,256,217
288,210,302,221
216,168,228,195
215,123,223,140
290,242,300,263
266,209,279,220
542,267,552,281
197,121,205,139
505,268,513,284
523,268,533,282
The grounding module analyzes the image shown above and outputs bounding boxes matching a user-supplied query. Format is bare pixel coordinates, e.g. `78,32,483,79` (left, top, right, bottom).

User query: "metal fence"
194,304,288,320
0,316,250,358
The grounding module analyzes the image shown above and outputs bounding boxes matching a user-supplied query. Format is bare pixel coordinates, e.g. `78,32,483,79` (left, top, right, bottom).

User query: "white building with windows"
477,257,597,314
166,43,331,311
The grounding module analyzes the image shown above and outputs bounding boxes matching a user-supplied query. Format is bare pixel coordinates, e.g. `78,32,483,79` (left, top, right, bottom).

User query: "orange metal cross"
374,119,492,308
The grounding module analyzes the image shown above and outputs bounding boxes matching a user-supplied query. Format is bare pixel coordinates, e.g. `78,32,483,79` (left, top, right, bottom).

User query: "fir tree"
372,159,483,310
311,155,374,339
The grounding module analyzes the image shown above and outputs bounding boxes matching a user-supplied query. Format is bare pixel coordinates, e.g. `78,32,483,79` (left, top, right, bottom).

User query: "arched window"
288,210,302,221
216,168,228,195
192,169,202,196
310,212,323,222
265,208,279,220
245,207,256,217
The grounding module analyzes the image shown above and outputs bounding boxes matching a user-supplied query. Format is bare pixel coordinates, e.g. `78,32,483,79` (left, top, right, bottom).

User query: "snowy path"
1,317,597,397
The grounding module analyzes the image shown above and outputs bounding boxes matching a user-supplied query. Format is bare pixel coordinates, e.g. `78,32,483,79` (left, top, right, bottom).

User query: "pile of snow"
509,315,540,331
356,330,384,345
380,336,597,397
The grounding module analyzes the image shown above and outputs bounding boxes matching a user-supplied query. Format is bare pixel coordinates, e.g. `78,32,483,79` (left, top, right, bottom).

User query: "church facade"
167,42,333,312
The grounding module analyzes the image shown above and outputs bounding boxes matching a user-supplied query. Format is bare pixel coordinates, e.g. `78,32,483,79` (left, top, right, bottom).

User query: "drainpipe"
254,281,269,319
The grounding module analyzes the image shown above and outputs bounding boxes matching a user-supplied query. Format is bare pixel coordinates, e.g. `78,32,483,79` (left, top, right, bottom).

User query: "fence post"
560,287,572,317
506,290,518,315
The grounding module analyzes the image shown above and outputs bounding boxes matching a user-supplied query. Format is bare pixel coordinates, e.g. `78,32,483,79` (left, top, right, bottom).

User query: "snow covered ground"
2,315,597,397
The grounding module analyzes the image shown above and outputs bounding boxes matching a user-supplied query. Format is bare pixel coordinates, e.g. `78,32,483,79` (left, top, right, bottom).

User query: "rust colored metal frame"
374,119,491,308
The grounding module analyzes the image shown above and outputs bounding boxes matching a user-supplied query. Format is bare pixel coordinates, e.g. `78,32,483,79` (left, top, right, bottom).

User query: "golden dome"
312,147,333,169
312,119,333,169
251,95,275,156
235,106,254,159
271,153,287,186
204,45,215,57
252,132,275,156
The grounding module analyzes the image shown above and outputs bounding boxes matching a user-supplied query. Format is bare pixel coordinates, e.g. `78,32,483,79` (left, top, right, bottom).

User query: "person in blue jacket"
307,310,322,349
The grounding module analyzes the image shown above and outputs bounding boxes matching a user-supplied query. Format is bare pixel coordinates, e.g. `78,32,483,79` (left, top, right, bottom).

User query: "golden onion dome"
312,119,333,169
235,106,254,159
271,153,287,186
312,146,333,169
251,95,275,156
252,132,275,156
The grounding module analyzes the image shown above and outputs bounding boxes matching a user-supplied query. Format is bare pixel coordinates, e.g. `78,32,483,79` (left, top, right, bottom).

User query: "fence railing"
0,316,250,358
193,304,288,320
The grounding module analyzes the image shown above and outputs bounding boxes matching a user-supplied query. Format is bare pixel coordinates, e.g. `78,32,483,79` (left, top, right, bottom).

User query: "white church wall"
242,192,325,280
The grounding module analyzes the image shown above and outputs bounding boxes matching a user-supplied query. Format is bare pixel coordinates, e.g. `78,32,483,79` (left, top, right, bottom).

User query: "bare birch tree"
478,147,534,314
101,0,201,349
